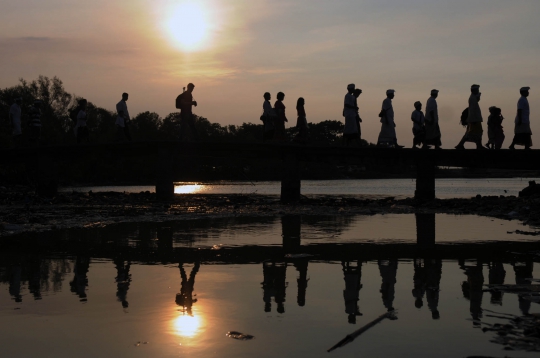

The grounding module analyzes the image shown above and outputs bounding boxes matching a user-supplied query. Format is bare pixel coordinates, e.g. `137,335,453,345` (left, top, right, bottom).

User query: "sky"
1,0,539,145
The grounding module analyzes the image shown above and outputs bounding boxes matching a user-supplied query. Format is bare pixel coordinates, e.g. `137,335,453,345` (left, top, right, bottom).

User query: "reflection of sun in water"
174,184,203,194
174,314,201,337
165,2,210,52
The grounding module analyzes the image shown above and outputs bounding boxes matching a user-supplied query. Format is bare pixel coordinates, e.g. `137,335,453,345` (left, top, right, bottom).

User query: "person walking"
175,83,199,141
455,85,485,149
116,93,132,142
27,100,42,145
377,90,401,147
425,89,442,149
76,99,89,144
509,87,532,150
261,92,275,141
411,101,426,149
9,97,22,146
486,106,505,149
293,97,308,144
343,84,359,146
273,92,288,142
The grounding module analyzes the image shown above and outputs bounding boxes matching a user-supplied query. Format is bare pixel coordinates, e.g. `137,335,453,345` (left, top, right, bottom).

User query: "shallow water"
0,214,538,358
61,178,539,199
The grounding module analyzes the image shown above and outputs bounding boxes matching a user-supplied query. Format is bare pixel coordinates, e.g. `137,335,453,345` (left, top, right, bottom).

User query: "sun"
165,2,210,52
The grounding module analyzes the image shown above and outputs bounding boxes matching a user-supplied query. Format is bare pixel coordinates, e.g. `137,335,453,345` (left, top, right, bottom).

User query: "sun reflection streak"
174,184,204,194
173,314,202,338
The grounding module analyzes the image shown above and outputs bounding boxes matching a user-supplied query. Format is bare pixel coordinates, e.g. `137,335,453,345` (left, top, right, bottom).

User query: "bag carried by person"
460,108,468,127
175,92,185,110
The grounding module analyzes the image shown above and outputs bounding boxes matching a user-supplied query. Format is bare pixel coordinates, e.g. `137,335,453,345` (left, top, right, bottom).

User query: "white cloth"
516,96,530,124
411,110,425,132
76,110,87,127
380,98,394,125
425,97,439,125
467,94,483,123
10,103,22,136
116,100,129,119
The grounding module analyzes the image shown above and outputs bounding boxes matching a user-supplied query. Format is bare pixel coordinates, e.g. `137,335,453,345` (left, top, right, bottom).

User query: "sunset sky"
1,0,539,145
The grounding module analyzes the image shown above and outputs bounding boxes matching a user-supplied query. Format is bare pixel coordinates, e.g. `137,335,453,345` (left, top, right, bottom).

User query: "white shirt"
425,97,438,125
516,96,530,124
381,98,394,124
344,93,356,116
10,103,22,136
116,100,129,120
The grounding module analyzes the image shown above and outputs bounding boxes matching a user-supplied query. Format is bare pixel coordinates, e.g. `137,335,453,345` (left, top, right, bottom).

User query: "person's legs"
124,125,132,142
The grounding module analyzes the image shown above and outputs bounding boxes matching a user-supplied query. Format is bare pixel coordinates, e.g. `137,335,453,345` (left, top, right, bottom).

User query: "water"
60,178,538,198
0,214,538,358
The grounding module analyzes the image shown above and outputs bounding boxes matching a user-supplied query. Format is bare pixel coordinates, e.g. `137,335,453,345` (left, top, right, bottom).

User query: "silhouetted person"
411,101,426,149
114,256,132,309
486,106,505,149
176,261,200,316
274,262,288,314
261,92,275,141
28,100,42,145
28,258,43,300
9,97,22,146
294,259,309,307
461,261,484,326
176,83,199,141
273,92,288,142
343,84,360,146
377,90,401,147
282,215,301,254
379,259,398,312
509,87,532,150
262,261,277,312
455,84,485,149
116,92,132,142
293,97,308,144
425,89,442,149
342,261,362,324
488,261,506,305
412,259,427,309
75,98,89,144
8,264,23,303
513,260,533,315
354,88,363,142
70,256,90,302
425,259,442,320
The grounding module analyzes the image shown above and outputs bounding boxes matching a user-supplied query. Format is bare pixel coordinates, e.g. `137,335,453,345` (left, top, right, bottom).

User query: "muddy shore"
1,186,540,237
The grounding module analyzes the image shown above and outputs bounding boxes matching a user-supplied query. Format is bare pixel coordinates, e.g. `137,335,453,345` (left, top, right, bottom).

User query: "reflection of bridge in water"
0,215,537,325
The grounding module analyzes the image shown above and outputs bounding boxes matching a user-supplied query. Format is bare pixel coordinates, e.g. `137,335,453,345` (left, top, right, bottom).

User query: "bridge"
1,142,539,201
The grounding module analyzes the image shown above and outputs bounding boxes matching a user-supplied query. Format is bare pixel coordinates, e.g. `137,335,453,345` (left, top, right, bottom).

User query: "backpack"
175,92,185,109
460,108,468,127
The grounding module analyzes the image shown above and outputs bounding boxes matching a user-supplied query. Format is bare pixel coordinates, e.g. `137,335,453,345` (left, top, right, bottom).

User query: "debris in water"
211,244,223,250
226,331,255,340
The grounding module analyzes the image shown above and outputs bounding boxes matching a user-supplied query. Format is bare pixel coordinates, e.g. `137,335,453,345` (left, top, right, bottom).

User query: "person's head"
122,300,129,308
347,84,355,94
489,106,499,115
432,310,440,320
264,92,271,101
264,302,271,312
277,303,285,314
520,87,530,97
79,98,87,109
471,84,480,95
296,97,304,108
353,89,362,98
415,298,423,308
431,89,439,99
187,83,195,93
15,97,22,105
386,89,395,99
348,314,356,324
277,92,285,101
414,101,422,111
122,93,129,101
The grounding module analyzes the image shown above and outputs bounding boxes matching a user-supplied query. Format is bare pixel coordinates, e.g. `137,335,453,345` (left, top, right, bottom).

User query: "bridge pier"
155,149,175,200
415,157,435,201
281,153,301,203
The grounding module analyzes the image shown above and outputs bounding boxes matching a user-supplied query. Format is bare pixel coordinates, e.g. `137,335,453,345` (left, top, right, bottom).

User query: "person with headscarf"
343,84,359,146
9,98,22,145
377,90,401,147
455,84,485,149
486,106,505,149
273,92,288,142
425,89,442,149
293,97,308,144
261,92,275,141
509,87,532,150
411,101,425,149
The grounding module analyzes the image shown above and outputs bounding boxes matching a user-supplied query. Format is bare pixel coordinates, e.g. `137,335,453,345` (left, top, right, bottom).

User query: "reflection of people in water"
513,260,534,315
488,261,506,305
9,264,23,303
412,259,427,309
28,258,43,300
425,259,442,320
176,262,200,316
261,261,288,313
461,261,484,326
114,256,132,309
342,261,363,324
294,259,309,307
70,256,90,302
379,259,398,312
282,215,301,254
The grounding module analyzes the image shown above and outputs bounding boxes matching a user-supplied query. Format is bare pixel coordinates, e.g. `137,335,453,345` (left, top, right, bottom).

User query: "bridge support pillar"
156,149,175,200
281,153,301,204
415,158,435,201
416,213,435,249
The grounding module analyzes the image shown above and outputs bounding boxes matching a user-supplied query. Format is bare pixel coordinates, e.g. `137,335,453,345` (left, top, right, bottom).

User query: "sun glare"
174,314,201,337
174,184,203,194
165,2,210,52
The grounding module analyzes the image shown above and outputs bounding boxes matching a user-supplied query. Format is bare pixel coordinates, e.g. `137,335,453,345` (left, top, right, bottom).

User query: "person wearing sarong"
293,97,308,144
509,87,532,150
377,89,400,147
486,106,505,150
411,101,425,149
273,92,288,142
343,84,359,146
261,92,275,141
425,89,442,149
455,84,485,149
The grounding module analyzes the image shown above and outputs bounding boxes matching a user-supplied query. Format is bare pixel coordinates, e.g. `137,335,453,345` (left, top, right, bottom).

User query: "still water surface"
0,214,538,357
61,178,539,198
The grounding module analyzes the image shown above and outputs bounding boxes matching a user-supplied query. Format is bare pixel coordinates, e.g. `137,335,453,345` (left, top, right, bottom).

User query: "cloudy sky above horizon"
1,0,539,145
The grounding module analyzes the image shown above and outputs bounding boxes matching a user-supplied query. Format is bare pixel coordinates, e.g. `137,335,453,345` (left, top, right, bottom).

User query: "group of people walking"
260,92,309,144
